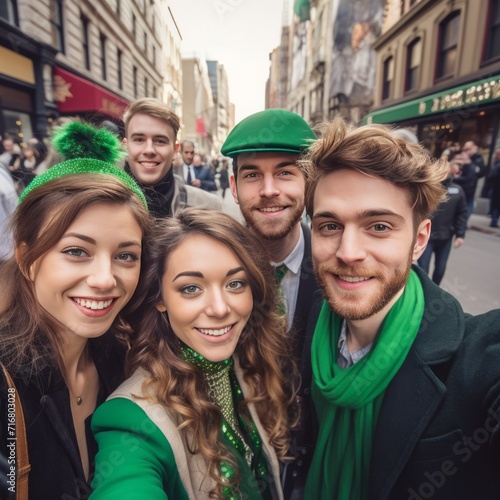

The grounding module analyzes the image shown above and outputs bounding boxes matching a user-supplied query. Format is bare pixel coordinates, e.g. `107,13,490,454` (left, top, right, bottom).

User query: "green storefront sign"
362,73,500,125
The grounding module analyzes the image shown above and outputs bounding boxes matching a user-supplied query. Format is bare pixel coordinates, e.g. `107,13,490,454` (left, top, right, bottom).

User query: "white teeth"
259,207,284,212
141,162,158,167
74,298,113,310
339,276,370,283
198,325,232,337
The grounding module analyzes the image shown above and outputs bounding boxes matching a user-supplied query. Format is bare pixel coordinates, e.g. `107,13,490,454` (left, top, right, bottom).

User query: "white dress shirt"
271,227,305,331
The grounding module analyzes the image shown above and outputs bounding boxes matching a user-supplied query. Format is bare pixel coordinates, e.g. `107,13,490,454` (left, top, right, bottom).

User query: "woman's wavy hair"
0,173,152,378
303,116,448,230
127,208,298,499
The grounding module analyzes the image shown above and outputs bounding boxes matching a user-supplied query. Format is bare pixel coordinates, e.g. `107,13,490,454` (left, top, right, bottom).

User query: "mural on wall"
329,0,383,101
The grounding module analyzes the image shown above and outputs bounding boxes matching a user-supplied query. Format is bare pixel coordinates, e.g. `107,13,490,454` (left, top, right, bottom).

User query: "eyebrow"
130,133,170,141
172,266,245,282
61,233,142,248
313,209,406,223
238,161,299,172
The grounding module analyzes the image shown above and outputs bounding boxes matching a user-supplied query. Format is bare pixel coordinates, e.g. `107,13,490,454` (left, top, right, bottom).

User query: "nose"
335,227,367,264
86,258,117,290
206,288,230,318
259,174,280,198
143,138,156,155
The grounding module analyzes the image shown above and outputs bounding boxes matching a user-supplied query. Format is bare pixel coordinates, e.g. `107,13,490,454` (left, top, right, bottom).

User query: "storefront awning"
53,67,128,120
362,73,500,125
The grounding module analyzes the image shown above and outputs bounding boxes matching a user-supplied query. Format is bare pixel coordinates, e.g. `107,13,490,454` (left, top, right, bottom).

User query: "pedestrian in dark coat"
418,171,467,285
488,150,500,228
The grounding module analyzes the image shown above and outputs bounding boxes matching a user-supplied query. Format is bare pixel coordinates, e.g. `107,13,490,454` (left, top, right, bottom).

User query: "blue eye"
227,279,247,291
180,284,201,296
116,252,140,262
63,247,88,258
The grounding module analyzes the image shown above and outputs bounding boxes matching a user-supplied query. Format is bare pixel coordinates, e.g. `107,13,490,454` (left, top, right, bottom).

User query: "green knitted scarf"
305,269,424,499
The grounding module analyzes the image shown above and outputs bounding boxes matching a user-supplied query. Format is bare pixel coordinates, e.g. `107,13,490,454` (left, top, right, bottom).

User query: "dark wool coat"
0,334,126,500
302,265,500,499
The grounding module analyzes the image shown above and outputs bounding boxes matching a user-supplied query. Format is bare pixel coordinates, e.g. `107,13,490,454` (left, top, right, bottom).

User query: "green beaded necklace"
180,346,272,499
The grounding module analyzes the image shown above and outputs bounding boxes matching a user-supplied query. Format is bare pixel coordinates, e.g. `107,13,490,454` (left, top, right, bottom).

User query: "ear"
412,218,431,261
174,142,180,154
156,301,167,313
15,243,35,281
229,175,239,205
122,137,128,147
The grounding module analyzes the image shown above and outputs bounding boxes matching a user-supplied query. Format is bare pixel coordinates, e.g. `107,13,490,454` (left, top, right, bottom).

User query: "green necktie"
274,264,288,316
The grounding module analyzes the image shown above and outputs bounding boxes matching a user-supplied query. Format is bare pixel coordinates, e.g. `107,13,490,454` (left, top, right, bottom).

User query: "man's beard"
314,250,414,321
240,201,304,241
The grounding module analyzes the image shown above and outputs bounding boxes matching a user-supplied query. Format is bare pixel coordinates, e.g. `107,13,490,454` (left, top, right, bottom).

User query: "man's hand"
454,237,464,249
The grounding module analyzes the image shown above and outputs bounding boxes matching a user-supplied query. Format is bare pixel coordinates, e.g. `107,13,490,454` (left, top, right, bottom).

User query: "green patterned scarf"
305,269,424,499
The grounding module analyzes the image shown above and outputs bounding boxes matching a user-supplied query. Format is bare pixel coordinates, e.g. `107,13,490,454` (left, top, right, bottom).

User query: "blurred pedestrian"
219,158,230,198
418,161,467,285
192,153,217,192
0,163,17,264
452,151,477,220
488,149,500,228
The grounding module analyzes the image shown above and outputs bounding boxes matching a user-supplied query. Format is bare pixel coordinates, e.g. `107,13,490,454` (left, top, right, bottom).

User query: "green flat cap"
221,109,316,157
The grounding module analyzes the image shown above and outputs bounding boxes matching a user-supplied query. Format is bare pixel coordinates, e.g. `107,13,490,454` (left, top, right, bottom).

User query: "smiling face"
230,152,305,240
30,202,143,343
311,169,430,321
157,234,253,362
124,113,179,185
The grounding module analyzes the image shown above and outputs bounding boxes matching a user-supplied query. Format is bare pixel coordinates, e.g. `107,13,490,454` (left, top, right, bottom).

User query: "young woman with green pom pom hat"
0,121,152,499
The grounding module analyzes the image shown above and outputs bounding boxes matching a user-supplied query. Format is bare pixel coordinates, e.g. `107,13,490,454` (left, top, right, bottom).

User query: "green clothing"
90,359,282,499
305,269,424,499
90,398,188,500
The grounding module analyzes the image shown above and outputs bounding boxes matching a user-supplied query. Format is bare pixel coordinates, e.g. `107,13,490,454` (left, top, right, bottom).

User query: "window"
144,31,147,56
100,33,107,81
132,14,136,38
382,56,394,100
0,0,19,25
405,37,421,92
117,49,123,89
51,0,65,53
484,0,500,61
144,76,148,96
436,12,460,79
116,0,121,18
133,66,138,97
81,15,90,70
152,45,156,67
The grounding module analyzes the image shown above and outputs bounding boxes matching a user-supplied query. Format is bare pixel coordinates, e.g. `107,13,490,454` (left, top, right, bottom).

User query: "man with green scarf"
301,117,500,499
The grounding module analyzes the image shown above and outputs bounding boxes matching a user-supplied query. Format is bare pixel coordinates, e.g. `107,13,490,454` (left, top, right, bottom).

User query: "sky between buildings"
168,0,287,123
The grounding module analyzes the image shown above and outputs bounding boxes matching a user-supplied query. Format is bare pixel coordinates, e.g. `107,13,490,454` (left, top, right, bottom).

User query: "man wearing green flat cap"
221,108,318,499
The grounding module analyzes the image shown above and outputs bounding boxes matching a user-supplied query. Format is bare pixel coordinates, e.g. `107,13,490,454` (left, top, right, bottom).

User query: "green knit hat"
19,121,147,208
221,109,316,158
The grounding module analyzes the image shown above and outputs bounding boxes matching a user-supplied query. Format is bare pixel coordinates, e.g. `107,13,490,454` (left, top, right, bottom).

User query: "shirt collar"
271,225,304,275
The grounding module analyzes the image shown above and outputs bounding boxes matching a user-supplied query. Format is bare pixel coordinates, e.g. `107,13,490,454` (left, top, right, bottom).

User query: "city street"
439,221,500,315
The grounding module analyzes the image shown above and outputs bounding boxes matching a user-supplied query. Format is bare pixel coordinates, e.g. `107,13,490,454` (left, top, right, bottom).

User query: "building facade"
0,0,182,144
267,0,383,127
364,0,500,168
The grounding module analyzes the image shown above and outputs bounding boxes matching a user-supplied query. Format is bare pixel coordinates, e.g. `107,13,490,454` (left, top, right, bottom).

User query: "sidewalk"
469,213,500,237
